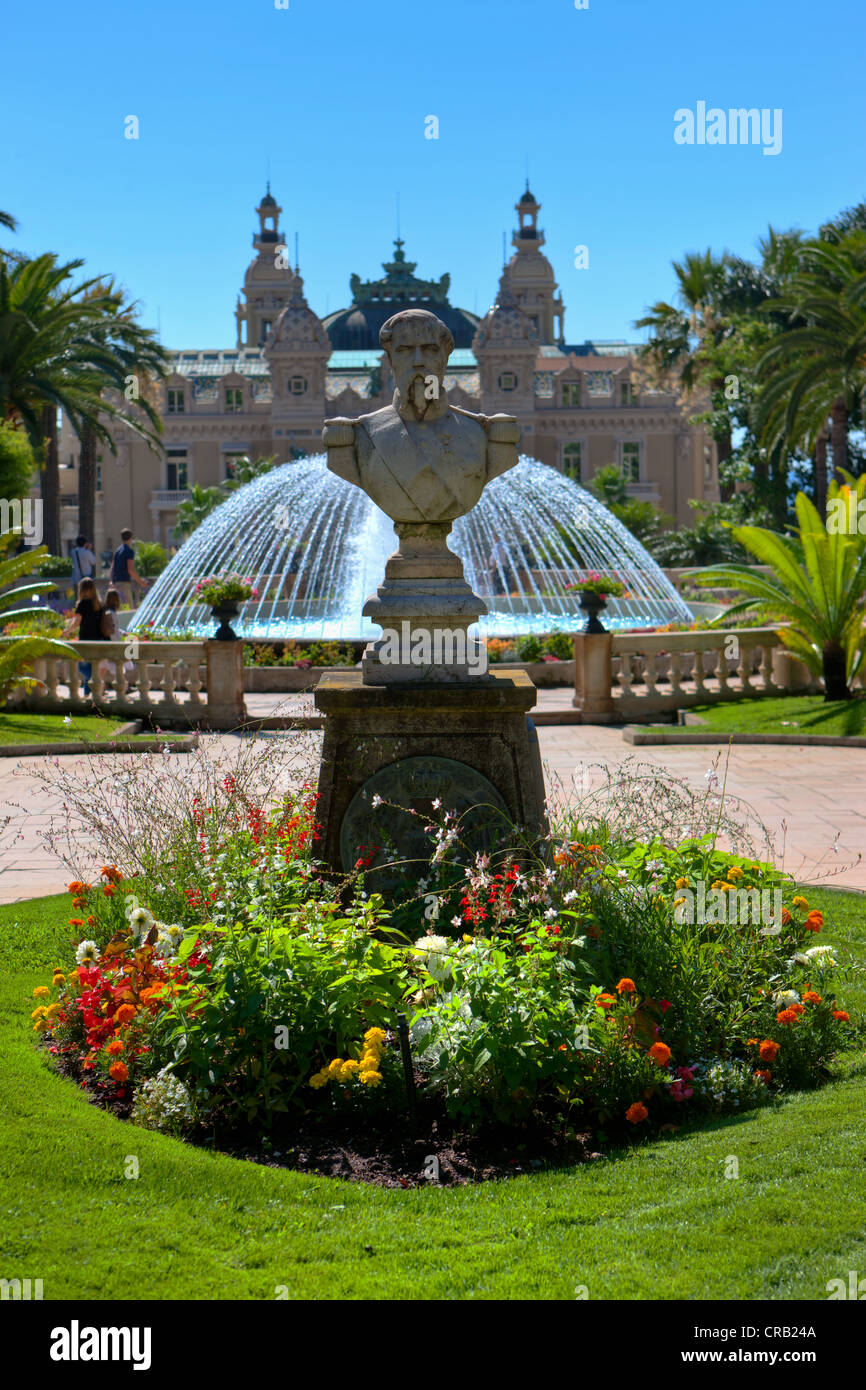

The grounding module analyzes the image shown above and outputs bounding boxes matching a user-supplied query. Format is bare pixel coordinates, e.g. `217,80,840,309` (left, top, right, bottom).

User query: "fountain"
130,454,693,640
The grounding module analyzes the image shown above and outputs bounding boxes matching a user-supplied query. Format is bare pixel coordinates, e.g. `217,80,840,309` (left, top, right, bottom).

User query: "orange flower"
832,1010,850,1023
103,885,116,897
747,1038,759,1046
616,978,637,994
87,916,97,927
68,918,84,927
790,1002,805,1016
72,897,84,909
108,1061,129,1082
106,1038,125,1056
759,1040,779,1062
777,1008,798,1025
625,1102,648,1124
754,1070,772,1084
114,1003,136,1026
802,991,822,1005
595,993,617,1010
781,908,792,925
648,1042,672,1067
805,911,823,933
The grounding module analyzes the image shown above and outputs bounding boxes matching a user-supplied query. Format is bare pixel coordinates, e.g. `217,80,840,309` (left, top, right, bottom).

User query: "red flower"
805,911,823,933
648,1042,672,1067
626,1102,648,1124
832,1010,850,1022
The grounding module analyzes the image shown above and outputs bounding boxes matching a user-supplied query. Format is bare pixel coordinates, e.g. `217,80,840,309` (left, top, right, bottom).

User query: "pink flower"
659,999,672,1013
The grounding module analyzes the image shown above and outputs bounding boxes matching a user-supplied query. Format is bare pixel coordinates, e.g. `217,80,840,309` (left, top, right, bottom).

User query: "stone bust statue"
322,309,520,523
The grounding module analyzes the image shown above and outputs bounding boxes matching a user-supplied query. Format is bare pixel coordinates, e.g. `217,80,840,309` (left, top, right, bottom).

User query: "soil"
53,1051,602,1188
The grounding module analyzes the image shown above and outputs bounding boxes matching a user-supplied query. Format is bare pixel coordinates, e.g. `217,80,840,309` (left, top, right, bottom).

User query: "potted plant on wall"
568,573,625,633
193,574,258,641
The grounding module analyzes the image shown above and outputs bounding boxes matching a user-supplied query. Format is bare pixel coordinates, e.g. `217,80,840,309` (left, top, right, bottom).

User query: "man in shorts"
109,528,148,608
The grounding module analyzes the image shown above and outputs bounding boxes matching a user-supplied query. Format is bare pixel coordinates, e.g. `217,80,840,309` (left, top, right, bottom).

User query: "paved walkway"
0,720,862,903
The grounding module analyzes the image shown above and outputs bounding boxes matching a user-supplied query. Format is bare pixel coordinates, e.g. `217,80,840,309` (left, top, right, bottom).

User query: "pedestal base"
313,670,547,889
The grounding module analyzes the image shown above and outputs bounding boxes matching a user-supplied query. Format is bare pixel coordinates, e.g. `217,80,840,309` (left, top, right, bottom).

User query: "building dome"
323,238,479,350
269,277,329,350
473,273,538,351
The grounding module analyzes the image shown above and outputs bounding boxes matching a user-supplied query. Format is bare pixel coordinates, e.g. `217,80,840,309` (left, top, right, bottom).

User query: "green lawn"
1,888,864,1301
0,713,191,747
686,695,866,737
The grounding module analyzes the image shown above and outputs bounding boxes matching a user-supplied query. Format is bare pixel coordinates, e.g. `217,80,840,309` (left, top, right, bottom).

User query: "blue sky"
2,0,863,349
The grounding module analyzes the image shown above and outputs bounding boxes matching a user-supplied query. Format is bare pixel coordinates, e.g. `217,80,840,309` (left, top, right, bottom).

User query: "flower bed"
29,746,859,1182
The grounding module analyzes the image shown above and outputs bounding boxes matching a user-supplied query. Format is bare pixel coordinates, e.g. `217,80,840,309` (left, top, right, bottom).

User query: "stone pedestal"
204,640,246,729
572,632,616,722
361,520,488,684
313,670,547,888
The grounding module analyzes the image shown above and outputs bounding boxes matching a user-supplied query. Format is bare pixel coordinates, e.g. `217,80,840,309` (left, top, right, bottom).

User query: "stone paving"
0,718,862,903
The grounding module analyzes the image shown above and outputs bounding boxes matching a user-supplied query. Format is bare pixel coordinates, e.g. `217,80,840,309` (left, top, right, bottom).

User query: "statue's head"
380,310,454,413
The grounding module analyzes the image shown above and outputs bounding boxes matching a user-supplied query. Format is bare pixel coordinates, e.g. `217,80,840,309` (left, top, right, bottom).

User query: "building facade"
57,185,717,555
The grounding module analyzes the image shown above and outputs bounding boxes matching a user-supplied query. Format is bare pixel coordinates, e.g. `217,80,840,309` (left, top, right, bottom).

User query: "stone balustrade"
4,639,246,729
573,628,821,721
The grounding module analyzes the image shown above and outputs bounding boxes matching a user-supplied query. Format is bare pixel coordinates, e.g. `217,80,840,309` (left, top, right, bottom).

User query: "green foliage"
242,640,357,668
516,634,543,662
34,552,72,577
0,421,37,499
0,531,76,703
134,541,170,577
174,483,224,539
697,490,866,697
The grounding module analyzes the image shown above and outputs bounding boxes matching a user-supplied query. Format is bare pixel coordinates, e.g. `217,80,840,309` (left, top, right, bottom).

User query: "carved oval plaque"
339,756,510,892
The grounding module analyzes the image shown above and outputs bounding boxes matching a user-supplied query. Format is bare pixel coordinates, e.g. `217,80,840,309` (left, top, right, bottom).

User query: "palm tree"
0,253,167,552
175,483,225,539
72,279,167,541
0,211,18,233
753,233,866,515
695,491,866,701
0,532,76,705
635,251,747,496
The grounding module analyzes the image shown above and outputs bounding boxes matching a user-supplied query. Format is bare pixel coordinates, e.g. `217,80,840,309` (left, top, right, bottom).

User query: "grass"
1,887,864,1301
0,713,191,747
685,695,866,738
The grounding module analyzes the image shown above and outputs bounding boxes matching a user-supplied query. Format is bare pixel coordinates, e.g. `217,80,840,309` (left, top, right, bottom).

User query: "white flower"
563,890,579,904
128,906,154,931
75,939,98,966
646,858,665,874
802,945,837,971
616,869,629,880
413,934,453,983
432,798,442,809
371,794,382,808
62,715,73,727
772,989,801,1006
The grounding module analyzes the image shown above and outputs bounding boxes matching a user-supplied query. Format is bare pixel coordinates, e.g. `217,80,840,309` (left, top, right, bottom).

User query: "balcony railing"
151,489,191,506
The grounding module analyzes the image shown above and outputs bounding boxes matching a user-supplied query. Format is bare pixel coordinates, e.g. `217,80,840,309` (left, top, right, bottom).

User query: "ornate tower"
473,271,538,445
505,184,565,345
264,272,331,456
235,186,297,348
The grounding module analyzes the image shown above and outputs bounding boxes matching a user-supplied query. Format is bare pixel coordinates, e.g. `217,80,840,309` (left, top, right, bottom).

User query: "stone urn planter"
209,601,240,642
579,591,608,634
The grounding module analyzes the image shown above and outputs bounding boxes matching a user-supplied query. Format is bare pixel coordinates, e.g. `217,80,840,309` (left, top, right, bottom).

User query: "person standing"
110,528,148,608
70,535,97,588
62,578,108,697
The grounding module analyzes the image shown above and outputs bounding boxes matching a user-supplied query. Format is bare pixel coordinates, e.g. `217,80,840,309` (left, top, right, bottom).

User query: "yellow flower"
359,1051,379,1071
727,866,744,880
674,897,686,907
33,1019,49,1033
32,986,49,1000
363,1027,386,1046
309,1071,329,1090
675,877,689,889
327,1058,344,1077
52,972,66,986
359,1070,382,1087
31,1006,47,1021
721,882,735,892
339,1059,360,1081
45,1003,61,1019
792,896,808,909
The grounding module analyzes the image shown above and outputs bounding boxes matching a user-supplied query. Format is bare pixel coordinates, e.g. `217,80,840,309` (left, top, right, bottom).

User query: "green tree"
754,232,866,515
696,492,866,701
175,483,225,539
589,464,670,547
0,421,37,501
0,253,167,552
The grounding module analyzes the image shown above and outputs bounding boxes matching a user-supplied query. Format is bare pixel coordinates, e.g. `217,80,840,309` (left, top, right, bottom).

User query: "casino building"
58,185,717,554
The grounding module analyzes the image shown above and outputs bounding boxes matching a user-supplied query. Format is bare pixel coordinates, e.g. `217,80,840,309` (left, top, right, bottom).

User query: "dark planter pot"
579,591,608,634
210,600,240,641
